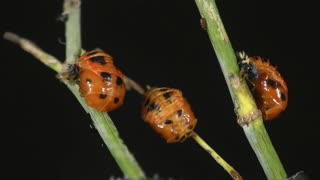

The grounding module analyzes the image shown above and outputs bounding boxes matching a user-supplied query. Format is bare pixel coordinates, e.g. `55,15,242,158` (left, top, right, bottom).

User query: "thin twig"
62,0,146,178
3,32,63,72
124,75,146,95
192,133,242,180
3,31,146,179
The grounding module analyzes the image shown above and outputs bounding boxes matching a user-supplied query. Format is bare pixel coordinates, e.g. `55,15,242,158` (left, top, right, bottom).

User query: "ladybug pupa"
140,87,242,179
63,49,126,112
239,52,288,121
142,87,197,143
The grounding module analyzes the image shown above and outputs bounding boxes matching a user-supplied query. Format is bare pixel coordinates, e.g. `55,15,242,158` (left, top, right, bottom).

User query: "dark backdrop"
2,0,318,179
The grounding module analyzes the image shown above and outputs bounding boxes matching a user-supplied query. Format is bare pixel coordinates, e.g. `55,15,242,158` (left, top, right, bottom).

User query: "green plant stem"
3,31,146,180
67,84,146,179
63,1,145,178
194,0,287,179
4,1,146,178
64,0,82,63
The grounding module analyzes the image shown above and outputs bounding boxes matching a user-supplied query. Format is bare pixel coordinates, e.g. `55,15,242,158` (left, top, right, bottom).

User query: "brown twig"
124,75,146,95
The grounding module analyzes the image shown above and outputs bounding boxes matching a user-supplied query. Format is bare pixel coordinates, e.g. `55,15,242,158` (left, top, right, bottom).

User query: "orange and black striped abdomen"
142,87,197,143
77,49,126,112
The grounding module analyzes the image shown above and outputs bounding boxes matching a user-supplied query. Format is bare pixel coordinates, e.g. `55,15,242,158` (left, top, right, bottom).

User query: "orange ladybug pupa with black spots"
64,49,126,112
142,87,197,143
239,52,288,121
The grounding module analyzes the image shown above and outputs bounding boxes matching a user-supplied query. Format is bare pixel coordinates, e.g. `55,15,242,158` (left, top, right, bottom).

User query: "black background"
2,0,318,180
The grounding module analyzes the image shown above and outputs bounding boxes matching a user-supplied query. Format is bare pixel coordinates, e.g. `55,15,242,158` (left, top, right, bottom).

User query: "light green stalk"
194,0,287,179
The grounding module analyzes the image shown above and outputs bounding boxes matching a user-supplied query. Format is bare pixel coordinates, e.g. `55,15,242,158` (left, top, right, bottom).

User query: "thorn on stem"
62,0,81,20
200,17,207,31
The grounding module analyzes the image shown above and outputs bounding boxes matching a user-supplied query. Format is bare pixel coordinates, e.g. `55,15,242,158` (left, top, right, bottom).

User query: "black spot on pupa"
101,72,112,82
280,93,286,101
177,109,182,117
188,125,194,129
114,97,119,104
164,119,173,124
116,76,123,86
86,78,92,84
148,102,159,112
180,136,187,142
175,135,180,140
163,92,173,100
67,64,80,81
242,62,259,82
266,79,278,88
99,93,107,99
86,51,99,56
89,56,106,65
249,64,259,81
144,98,150,107
186,131,192,136
254,56,259,60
